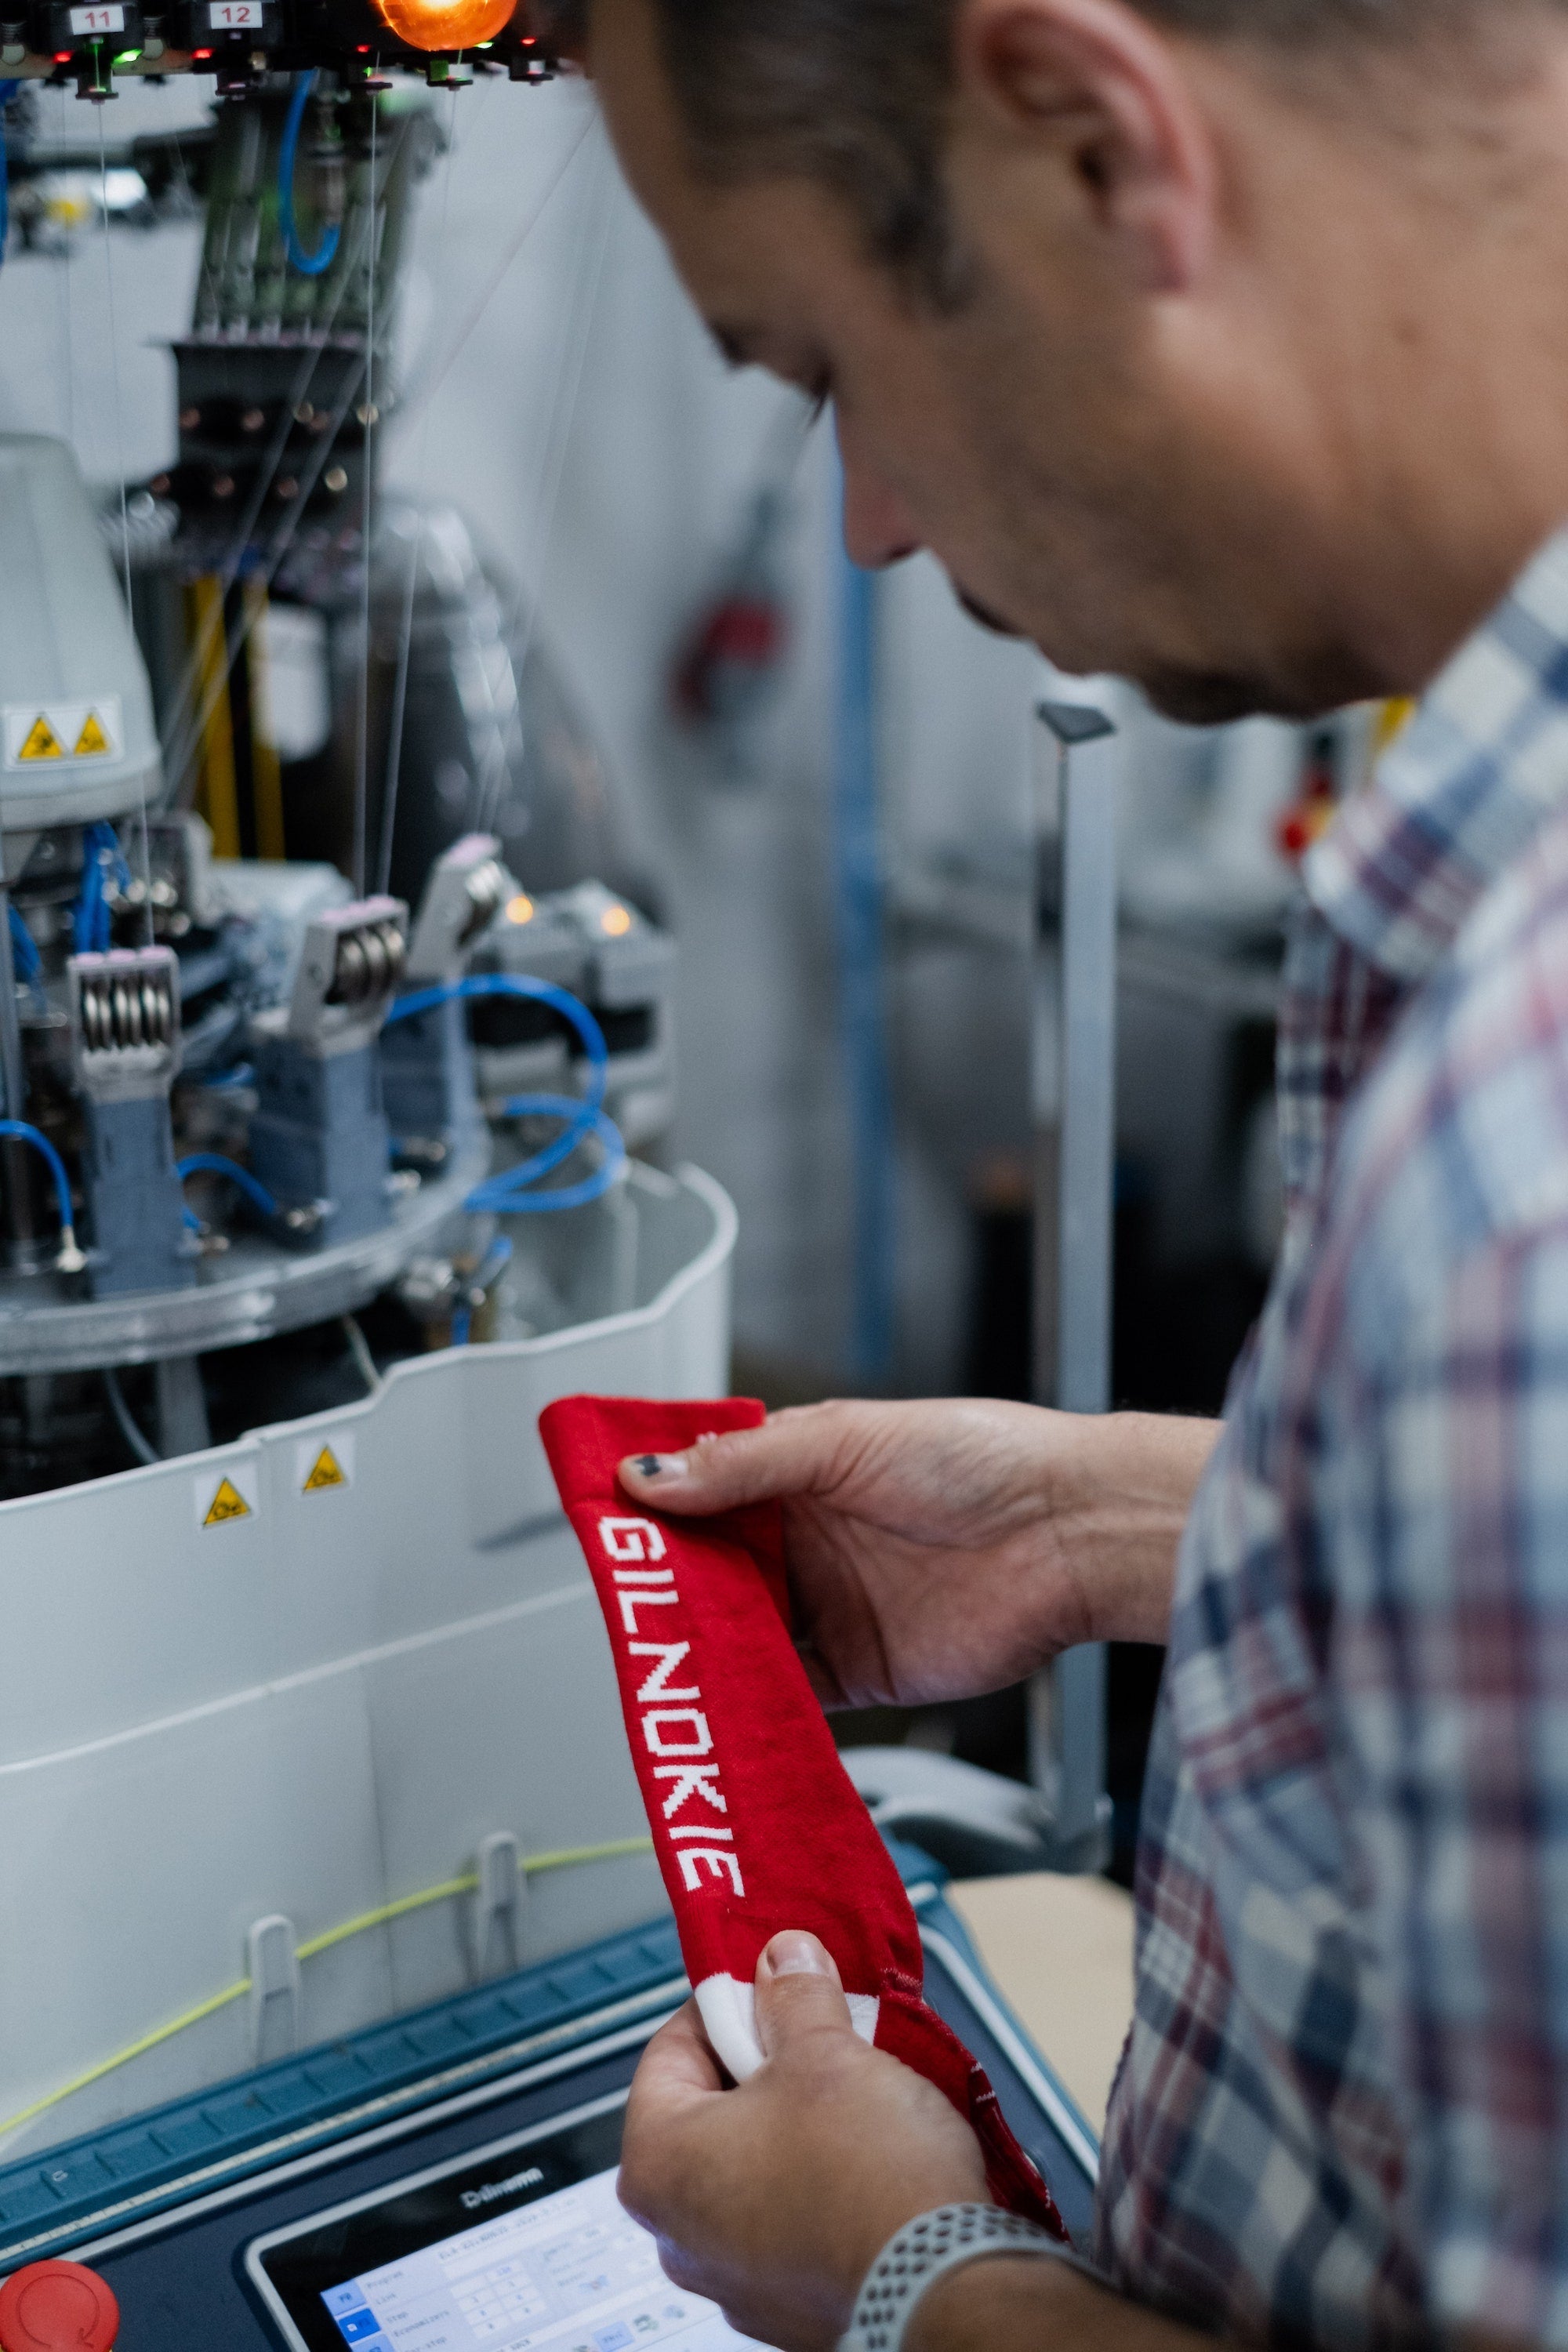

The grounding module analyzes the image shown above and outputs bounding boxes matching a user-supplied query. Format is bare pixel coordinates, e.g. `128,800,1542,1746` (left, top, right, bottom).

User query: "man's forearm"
908,2249,1214,2352
1057,1410,1221,1648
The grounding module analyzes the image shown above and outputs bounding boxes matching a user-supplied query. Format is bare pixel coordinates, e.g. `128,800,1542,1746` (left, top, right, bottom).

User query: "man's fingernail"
626,1452,686,1482
763,1931,833,1979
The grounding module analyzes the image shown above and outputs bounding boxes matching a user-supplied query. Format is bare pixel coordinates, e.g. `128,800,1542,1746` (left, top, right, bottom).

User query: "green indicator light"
114,45,140,58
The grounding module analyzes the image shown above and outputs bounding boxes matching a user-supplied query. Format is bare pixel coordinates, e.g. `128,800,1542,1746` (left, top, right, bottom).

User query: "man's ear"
954,0,1219,291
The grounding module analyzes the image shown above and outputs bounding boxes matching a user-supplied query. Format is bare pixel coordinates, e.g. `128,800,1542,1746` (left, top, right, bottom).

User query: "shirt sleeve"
1323,1217,1568,2344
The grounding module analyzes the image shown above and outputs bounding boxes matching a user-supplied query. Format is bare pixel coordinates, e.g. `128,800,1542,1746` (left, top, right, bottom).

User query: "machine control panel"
0,1905,1096,2352
249,2096,750,2352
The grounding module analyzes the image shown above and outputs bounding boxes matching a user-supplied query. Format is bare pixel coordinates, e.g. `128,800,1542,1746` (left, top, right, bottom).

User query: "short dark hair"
566,0,1526,301
640,0,967,299
538,0,964,291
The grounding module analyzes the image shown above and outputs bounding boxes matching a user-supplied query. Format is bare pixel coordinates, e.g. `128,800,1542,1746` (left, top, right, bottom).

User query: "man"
564,1,1568,2345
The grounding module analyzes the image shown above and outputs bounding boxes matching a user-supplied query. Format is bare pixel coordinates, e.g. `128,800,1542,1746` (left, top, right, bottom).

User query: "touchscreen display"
316,2162,763,2352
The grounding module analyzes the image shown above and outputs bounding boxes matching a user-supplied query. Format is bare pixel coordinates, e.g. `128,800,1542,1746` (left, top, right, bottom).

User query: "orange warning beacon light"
371,0,514,49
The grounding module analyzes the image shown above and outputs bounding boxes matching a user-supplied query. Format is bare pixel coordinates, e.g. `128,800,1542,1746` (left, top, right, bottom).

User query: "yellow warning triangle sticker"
73,711,111,757
302,1445,347,1494
17,716,64,761
203,1476,251,1527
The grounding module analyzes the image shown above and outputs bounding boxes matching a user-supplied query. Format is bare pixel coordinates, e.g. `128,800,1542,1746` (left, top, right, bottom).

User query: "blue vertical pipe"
832,537,896,1383
0,85,16,272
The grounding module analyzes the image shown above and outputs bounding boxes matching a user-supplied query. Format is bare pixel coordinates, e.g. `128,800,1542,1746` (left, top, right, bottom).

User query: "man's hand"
619,1930,989,2351
618,1399,1215,1710
621,1933,1227,2352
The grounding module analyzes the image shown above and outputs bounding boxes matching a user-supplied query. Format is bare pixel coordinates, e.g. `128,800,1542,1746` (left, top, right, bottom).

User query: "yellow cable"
187,575,241,860
523,1838,652,1875
0,1980,253,2145
296,1874,481,1961
243,578,289,862
0,1838,655,2147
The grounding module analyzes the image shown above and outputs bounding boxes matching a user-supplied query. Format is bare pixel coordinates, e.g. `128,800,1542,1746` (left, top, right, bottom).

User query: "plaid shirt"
1095,531,1568,2350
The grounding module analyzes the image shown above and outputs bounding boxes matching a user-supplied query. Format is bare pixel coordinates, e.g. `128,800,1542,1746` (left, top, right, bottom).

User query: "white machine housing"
0,1162,734,2161
0,437,163,832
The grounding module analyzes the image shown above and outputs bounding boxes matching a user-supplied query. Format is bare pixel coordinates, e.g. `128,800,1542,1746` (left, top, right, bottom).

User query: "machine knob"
0,2262,119,2351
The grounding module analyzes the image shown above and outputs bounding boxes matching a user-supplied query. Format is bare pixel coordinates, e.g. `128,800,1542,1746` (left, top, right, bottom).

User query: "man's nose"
838,424,922,572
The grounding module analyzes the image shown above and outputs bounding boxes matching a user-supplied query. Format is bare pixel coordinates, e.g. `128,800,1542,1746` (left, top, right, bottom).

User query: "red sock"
539,1394,1067,2234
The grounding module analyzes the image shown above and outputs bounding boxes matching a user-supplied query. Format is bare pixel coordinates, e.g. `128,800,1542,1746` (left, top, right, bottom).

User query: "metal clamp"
405,834,510,985
285,897,408,1053
69,946,182,1102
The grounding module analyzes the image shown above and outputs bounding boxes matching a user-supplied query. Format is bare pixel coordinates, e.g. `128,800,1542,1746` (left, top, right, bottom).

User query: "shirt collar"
1302,528,1568,984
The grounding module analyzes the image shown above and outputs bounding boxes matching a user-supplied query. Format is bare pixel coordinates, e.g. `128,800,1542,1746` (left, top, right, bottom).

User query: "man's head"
584,0,1568,720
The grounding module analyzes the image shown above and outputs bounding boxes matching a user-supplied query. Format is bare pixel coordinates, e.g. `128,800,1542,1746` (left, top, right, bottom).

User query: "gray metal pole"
154,1356,212,1457
1057,726,1118,1416
1029,699,1117,1872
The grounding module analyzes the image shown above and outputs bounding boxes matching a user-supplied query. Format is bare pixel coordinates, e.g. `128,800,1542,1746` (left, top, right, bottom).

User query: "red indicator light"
53,49,71,59
191,43,212,53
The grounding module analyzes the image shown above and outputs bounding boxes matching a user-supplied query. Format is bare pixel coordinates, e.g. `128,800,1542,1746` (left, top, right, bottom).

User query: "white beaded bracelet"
836,2203,1068,2352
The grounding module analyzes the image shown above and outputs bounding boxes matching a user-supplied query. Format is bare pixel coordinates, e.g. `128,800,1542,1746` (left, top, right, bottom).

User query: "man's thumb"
617,1424,778,1515
754,1931,855,2058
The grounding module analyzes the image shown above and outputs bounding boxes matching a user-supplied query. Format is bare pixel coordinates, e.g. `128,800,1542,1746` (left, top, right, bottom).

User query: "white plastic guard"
247,1915,300,2065
468,1831,523,1983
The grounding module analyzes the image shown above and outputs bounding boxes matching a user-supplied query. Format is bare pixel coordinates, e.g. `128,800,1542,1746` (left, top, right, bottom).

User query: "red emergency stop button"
0,2261,118,2351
